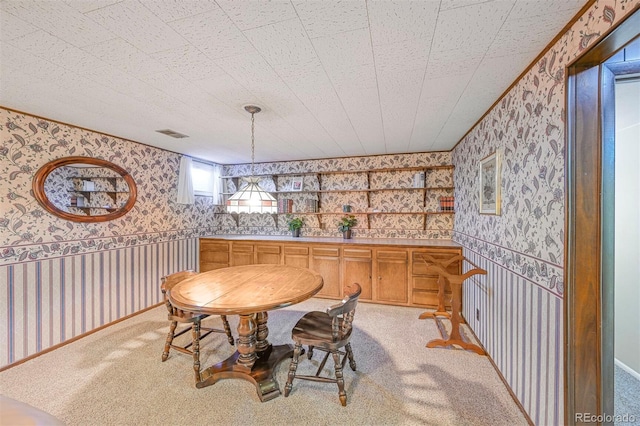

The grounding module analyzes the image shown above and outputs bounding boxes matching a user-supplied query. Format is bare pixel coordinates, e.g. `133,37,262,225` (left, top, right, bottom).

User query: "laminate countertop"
202,234,462,248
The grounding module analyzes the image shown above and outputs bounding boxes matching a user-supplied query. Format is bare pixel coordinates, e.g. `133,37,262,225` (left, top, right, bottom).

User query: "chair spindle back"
161,270,198,315
326,283,362,340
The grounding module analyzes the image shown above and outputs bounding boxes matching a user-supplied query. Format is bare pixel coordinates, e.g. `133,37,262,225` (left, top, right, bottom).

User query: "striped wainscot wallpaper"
1,107,219,369
0,237,198,368
460,245,562,426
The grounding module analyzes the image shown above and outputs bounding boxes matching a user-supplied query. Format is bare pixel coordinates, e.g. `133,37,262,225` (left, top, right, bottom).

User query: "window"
191,161,214,196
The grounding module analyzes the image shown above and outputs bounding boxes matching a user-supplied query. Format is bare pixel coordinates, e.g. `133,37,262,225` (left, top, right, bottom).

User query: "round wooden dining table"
167,264,323,402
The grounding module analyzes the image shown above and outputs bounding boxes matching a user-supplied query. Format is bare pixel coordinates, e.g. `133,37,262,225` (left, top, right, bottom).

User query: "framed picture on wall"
479,150,501,215
291,176,303,191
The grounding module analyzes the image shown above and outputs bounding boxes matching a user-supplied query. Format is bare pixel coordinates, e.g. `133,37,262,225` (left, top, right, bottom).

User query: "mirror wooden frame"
32,156,137,223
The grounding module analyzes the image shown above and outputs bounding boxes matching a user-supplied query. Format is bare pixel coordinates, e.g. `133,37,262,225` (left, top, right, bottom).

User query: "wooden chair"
284,283,362,406
161,270,235,383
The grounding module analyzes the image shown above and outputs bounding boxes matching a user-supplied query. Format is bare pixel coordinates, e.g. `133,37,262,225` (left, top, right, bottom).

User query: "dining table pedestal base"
196,344,294,402
168,265,324,402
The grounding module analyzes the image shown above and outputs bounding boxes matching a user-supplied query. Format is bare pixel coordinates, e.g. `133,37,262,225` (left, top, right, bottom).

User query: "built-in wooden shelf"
220,165,455,231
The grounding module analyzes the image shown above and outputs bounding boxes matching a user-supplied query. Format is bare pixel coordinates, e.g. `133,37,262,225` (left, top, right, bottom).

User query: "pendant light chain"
226,105,276,214
251,111,255,177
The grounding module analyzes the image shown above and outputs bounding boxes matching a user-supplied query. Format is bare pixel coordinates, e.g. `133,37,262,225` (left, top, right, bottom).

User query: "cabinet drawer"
284,246,308,255
255,244,282,265
412,277,452,309
232,244,254,253
412,250,460,262
412,276,440,291
376,250,407,260
312,247,339,257
200,242,228,252
343,248,371,258
412,251,461,275
411,290,440,307
257,245,281,254
412,262,437,276
200,251,229,264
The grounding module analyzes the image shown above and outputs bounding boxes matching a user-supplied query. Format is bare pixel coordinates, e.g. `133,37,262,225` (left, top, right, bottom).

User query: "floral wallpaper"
220,152,455,238
0,108,217,265
1,107,456,266
451,3,639,423
452,0,640,297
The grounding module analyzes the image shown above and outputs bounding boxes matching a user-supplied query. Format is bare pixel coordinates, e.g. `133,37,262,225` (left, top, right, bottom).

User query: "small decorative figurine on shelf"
337,214,357,239
286,215,304,237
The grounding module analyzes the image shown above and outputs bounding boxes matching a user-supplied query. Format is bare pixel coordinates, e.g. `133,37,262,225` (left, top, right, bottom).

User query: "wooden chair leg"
192,321,202,383
162,320,178,361
345,343,356,371
221,315,234,346
284,343,302,397
332,351,347,406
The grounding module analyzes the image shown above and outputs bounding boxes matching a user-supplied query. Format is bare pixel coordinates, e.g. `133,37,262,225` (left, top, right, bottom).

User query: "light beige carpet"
0,298,528,426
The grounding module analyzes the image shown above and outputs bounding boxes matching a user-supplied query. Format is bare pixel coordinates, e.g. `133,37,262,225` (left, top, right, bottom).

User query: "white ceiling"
0,0,587,165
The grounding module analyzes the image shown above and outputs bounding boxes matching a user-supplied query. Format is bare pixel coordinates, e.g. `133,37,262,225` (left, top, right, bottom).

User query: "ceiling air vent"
155,129,189,139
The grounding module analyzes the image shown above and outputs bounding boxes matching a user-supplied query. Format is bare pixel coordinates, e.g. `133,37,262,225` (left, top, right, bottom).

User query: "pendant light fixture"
226,105,278,214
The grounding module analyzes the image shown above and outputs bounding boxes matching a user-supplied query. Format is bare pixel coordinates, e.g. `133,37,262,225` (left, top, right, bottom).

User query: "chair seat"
284,283,361,406
170,309,208,322
292,311,352,350
161,270,235,384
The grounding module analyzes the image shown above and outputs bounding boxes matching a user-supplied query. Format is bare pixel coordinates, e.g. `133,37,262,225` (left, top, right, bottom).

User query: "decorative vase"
292,228,301,237
342,229,352,239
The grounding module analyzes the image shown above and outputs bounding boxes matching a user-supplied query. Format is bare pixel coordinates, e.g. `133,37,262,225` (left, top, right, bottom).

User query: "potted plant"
286,215,304,237
337,214,358,239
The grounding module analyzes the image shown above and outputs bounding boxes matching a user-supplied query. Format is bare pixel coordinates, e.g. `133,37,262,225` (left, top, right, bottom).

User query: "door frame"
565,8,640,425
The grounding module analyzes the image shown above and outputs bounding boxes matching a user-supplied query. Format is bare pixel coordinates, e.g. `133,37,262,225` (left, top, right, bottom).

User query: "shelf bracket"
106,192,117,203
229,212,239,227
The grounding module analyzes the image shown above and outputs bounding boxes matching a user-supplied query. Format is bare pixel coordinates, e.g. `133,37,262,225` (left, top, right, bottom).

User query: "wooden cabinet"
229,242,282,265
374,250,408,303
231,243,254,266
256,244,281,264
200,240,230,271
283,245,309,268
342,248,372,301
410,249,462,308
199,238,461,308
310,246,341,298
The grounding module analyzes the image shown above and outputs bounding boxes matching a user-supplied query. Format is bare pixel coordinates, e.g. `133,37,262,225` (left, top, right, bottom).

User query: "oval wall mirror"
32,156,137,223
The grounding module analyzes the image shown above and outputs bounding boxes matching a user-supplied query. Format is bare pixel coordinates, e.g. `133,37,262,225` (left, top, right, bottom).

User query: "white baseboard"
615,358,640,381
